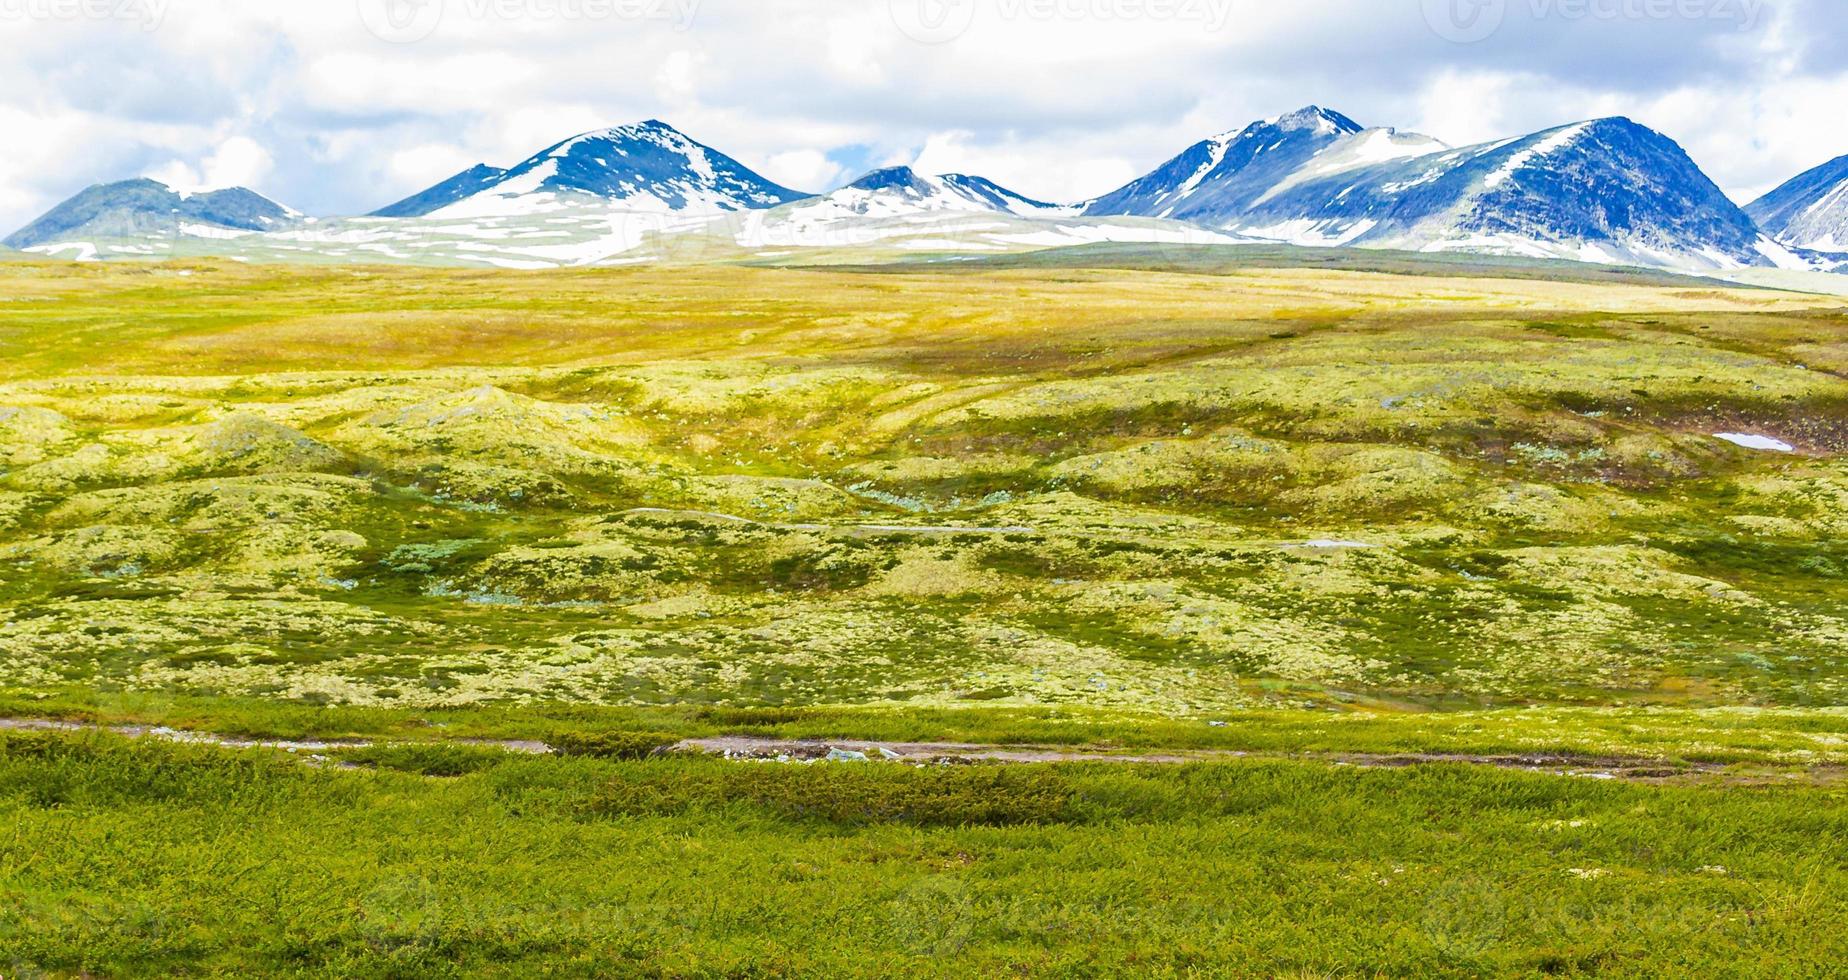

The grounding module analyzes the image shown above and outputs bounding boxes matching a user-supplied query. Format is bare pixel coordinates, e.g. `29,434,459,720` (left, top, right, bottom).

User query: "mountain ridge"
1747,154,1848,251
371,164,508,219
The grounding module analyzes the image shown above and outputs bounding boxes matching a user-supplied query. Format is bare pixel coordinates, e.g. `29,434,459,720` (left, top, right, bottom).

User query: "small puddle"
620,508,1036,536
1713,432,1795,452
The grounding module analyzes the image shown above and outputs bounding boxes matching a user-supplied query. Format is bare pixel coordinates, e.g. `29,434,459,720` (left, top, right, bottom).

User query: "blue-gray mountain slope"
1747,154,1848,251
4,178,299,249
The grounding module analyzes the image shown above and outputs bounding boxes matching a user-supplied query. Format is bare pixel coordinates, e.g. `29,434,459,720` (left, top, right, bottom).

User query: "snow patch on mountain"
1265,105,1362,136
1483,121,1592,190
1173,137,1234,199
1254,127,1448,205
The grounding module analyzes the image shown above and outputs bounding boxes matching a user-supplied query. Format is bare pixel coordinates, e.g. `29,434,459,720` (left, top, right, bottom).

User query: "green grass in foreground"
2,732,1843,977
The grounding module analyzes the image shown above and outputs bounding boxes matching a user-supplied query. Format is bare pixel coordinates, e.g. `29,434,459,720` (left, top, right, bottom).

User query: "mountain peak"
846,166,927,192
547,119,701,158
583,118,685,141
1269,106,1364,136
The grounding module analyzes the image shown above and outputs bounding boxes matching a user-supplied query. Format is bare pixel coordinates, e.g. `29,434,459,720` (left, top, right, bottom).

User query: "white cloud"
386,143,478,185
654,49,706,106
909,129,1139,203
1409,69,1520,149
147,135,275,193
758,149,842,194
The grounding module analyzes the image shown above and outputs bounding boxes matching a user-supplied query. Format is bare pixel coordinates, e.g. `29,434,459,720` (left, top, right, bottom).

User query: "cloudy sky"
0,0,1844,231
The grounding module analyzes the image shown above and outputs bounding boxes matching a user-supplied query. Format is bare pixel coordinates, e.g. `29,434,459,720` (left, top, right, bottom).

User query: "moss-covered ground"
1,254,1844,974
4,257,1845,721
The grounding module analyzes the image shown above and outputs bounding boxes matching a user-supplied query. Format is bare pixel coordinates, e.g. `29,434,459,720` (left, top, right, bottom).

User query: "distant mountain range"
8,111,1845,275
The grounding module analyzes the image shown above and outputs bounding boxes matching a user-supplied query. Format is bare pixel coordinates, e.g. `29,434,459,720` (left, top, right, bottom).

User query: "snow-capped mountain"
1747,154,1848,252
3,178,301,251
370,164,507,218
781,166,1069,220
1091,108,1799,270
728,164,1244,254
405,120,810,219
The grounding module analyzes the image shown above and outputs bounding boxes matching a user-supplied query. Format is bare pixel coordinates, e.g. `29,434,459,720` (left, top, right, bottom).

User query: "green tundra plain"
1,247,1845,976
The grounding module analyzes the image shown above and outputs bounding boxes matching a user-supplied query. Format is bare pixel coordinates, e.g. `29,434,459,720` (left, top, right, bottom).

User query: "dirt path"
8,717,1835,784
